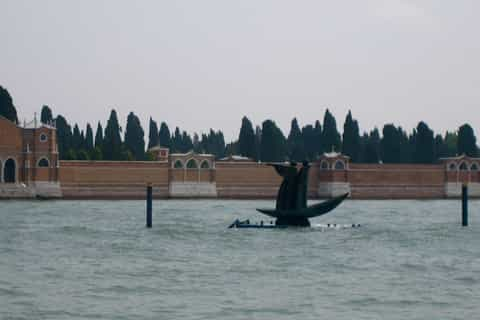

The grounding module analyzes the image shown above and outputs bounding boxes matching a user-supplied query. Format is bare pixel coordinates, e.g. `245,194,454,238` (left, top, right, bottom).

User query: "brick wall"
59,160,170,199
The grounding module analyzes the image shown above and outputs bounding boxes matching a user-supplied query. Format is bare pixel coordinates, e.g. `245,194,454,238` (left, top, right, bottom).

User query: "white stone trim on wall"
318,182,351,198
169,182,217,198
445,182,480,198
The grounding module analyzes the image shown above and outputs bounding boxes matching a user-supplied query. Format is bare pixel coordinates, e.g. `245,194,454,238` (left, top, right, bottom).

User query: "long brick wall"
59,160,170,199
346,164,446,199
52,159,479,200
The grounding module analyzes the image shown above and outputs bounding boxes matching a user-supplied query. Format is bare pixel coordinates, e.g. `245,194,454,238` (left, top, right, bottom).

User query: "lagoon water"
1,199,480,319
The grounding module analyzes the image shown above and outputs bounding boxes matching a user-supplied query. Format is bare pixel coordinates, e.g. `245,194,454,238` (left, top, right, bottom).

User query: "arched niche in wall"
448,162,457,171
459,162,469,171
186,158,198,169
320,160,330,170
173,160,184,169
38,158,50,167
200,160,210,169
334,160,346,170
3,158,16,183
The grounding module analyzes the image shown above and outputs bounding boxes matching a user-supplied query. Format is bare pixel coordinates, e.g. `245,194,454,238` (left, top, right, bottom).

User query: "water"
1,200,480,320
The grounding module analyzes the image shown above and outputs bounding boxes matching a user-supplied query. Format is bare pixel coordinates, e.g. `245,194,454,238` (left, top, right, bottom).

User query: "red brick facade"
1,117,479,199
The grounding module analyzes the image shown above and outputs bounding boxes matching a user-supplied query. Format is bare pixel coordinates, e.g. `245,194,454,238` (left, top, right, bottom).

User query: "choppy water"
1,199,480,319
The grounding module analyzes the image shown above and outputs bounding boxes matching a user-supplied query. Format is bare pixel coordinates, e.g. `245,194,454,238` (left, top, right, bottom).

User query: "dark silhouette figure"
257,160,348,227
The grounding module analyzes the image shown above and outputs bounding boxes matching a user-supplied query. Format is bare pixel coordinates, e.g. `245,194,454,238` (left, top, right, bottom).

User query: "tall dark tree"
40,105,53,124
254,125,262,161
302,124,316,161
434,134,448,160
72,124,83,150
147,117,159,149
124,112,145,160
413,121,435,163
313,120,323,156
238,116,256,159
342,111,361,162
363,128,381,163
158,122,171,149
55,115,72,159
85,123,94,151
260,120,287,162
287,118,305,161
457,124,478,157
181,131,194,152
172,127,182,152
103,109,122,160
193,133,202,153
0,86,18,123
381,124,402,163
322,109,341,153
94,122,104,148
444,131,458,157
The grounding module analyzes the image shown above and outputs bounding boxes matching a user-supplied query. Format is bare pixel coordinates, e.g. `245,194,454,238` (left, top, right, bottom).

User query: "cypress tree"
302,124,316,161
72,124,82,150
322,109,341,153
260,120,286,162
342,111,361,162
103,109,122,160
254,125,262,161
95,122,104,149
287,118,305,161
0,86,18,123
40,105,53,124
124,112,145,160
313,120,323,156
55,115,72,159
181,131,194,152
85,123,94,151
363,128,381,163
381,124,402,163
172,127,182,152
193,133,202,153
238,116,256,159
413,121,435,163
147,117,159,149
159,122,171,149
457,124,478,157
444,131,458,157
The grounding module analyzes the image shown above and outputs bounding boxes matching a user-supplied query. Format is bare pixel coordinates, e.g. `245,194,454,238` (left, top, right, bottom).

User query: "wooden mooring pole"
146,183,153,228
462,184,468,227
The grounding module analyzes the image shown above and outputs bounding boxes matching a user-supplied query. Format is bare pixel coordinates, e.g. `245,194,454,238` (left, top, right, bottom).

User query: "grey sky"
1,0,479,141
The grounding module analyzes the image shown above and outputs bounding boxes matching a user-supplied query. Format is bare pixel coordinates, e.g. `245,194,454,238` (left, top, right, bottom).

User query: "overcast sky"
1,0,479,141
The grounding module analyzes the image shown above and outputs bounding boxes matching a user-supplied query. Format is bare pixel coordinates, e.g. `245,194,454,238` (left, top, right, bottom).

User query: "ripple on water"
1,199,480,320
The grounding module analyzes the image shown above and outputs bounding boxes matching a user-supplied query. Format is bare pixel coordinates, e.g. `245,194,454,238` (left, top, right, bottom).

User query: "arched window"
459,162,469,171
3,158,16,183
320,160,329,170
186,159,198,169
448,163,457,171
38,158,49,167
334,160,345,170
173,160,184,169
471,163,479,171
200,160,210,169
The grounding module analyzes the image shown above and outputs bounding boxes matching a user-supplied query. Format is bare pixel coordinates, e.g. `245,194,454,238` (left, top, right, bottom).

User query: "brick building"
0,116,61,198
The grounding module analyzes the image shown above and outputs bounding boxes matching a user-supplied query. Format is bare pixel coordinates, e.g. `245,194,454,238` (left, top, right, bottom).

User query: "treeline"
45,106,226,161
1,85,479,163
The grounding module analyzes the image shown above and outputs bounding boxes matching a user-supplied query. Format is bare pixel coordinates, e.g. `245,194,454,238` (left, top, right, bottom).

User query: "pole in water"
146,183,153,228
462,184,468,227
